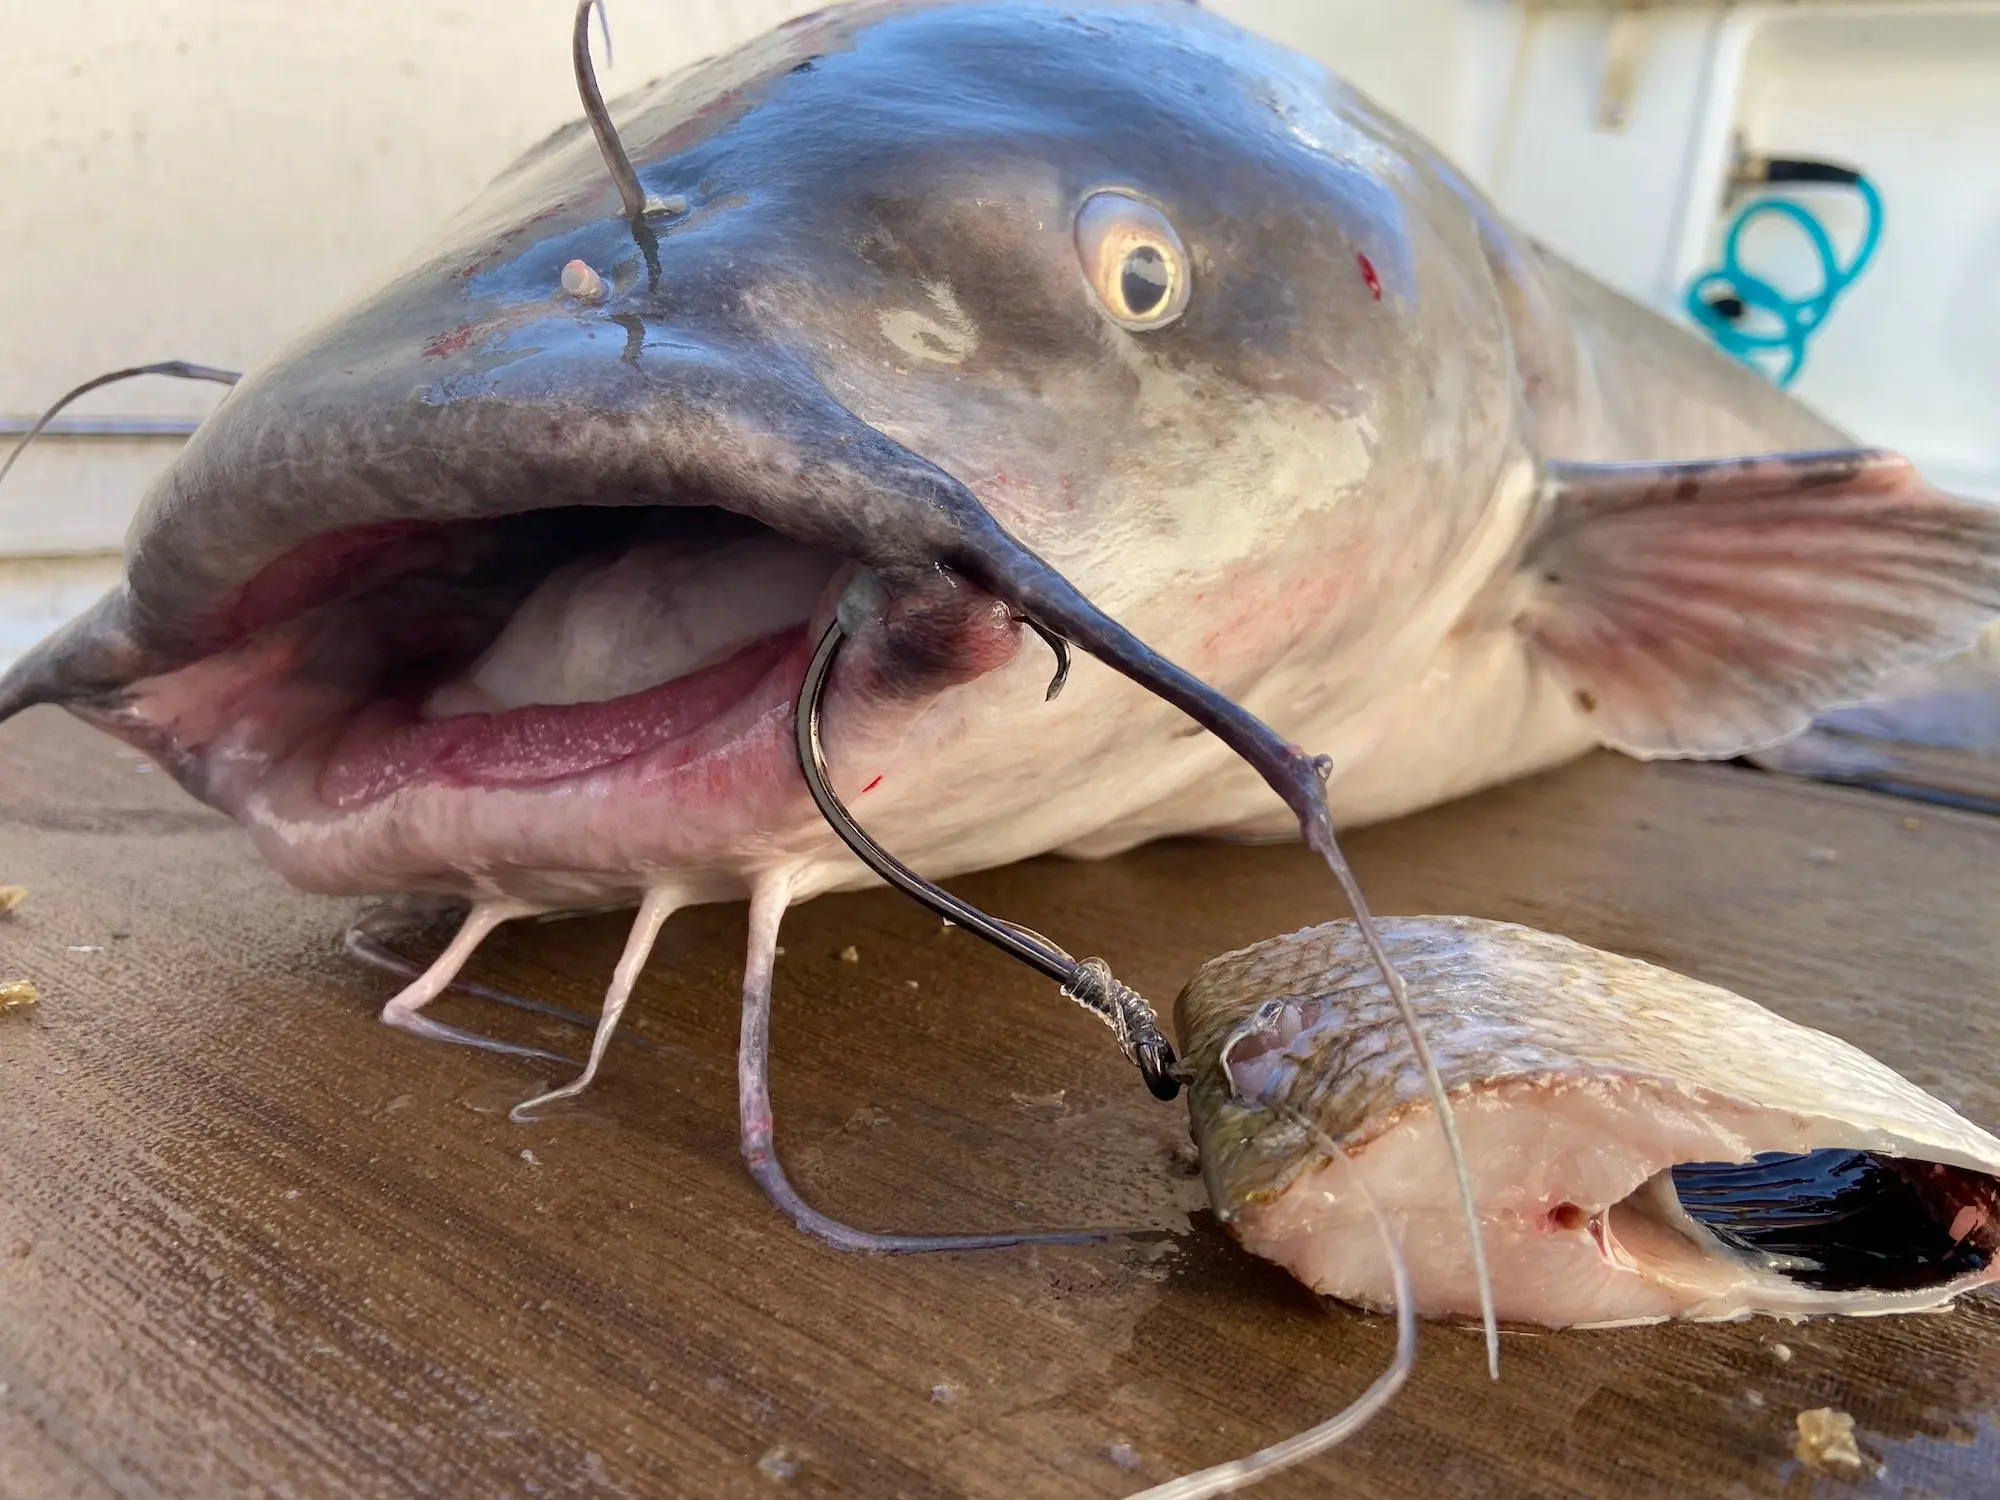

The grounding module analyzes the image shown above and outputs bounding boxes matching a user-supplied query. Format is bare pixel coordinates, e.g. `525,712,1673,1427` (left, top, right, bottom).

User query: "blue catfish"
2,2,1994,1129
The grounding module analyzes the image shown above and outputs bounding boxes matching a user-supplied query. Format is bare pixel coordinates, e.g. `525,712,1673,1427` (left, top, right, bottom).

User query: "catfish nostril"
561,259,608,303
1550,1202,1588,1232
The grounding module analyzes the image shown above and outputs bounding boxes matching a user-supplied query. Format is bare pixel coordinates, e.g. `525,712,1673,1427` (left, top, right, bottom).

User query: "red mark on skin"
422,325,478,360
1357,253,1382,301
862,775,884,794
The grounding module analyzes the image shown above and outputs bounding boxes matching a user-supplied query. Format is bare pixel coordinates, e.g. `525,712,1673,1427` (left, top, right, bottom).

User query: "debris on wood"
756,1445,800,1483
0,979,39,1011
1794,1407,1877,1475
1009,1089,1067,1117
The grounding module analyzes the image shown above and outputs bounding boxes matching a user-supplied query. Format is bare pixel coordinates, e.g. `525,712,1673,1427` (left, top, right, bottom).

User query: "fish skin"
1178,917,2000,1326
0,0,1995,912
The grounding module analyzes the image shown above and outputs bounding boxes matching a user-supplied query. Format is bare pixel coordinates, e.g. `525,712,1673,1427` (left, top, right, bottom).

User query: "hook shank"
794,618,1180,1100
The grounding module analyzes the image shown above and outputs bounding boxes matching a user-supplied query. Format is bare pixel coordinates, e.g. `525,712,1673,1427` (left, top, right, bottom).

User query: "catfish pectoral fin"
1515,449,2000,758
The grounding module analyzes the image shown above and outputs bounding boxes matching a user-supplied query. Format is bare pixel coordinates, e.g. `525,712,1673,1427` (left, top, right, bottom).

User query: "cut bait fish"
1179,916,2000,1328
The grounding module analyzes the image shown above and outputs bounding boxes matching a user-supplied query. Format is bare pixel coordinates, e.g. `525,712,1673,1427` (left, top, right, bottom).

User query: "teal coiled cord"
1684,158,1884,388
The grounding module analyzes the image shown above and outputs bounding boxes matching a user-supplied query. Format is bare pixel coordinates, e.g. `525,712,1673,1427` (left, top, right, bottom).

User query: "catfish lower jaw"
315,629,809,808
93,517,1029,902
310,567,1028,810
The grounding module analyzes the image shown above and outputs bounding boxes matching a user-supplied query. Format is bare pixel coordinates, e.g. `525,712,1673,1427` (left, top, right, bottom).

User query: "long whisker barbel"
572,0,686,224
0,362,240,495
795,617,1182,1101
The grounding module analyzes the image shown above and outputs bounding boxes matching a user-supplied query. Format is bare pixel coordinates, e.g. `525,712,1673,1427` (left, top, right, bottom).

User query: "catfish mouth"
266,505,847,810
100,497,1019,896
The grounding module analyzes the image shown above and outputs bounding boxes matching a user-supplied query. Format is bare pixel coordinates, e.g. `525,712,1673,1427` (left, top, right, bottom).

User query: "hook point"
1016,616,1071,701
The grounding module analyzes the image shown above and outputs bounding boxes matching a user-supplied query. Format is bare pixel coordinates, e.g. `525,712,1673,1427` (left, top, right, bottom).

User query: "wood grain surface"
3,709,1999,1500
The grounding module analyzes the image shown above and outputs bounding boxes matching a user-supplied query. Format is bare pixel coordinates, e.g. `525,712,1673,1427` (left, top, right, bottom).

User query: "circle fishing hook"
1016,614,1071,701
794,616,1180,1100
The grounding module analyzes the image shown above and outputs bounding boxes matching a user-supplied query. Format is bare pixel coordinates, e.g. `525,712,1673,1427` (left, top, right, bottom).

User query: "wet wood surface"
4,708,1999,1500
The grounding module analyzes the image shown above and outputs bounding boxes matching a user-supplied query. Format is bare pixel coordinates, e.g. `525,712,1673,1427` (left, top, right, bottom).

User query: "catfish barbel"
2,1,1994,1395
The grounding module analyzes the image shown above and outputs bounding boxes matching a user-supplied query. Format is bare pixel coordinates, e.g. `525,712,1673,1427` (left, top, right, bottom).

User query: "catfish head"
3,0,1996,917
0,0,1516,909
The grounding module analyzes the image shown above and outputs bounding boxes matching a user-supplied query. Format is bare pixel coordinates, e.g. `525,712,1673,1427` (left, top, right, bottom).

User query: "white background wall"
1492,1,2000,498
2,1,1995,662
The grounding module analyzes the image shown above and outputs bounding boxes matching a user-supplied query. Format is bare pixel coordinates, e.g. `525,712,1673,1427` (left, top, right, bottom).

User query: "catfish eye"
1075,191,1190,330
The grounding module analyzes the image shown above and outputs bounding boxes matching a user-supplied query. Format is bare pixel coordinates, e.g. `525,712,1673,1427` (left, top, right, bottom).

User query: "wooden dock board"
3,709,1998,1499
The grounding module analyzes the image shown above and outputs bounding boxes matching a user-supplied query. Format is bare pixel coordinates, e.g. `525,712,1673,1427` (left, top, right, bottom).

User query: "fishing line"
1685,156,1883,388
